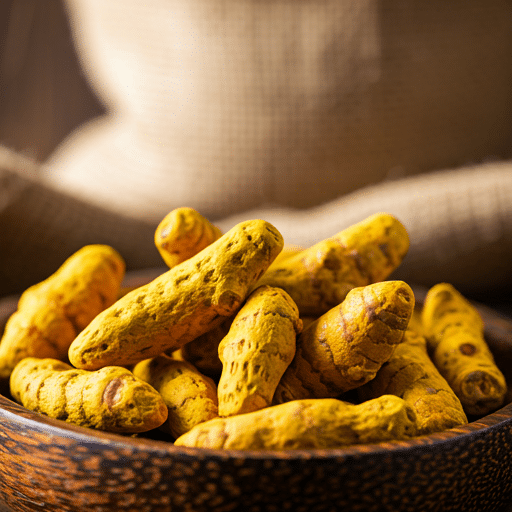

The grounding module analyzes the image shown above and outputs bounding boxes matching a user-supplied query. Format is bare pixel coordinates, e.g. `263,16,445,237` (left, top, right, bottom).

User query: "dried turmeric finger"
176,317,233,379
68,220,284,370
421,282,507,416
273,281,415,404
217,285,302,417
0,245,125,385
174,394,418,450
358,328,468,435
255,213,409,316
10,357,168,433
133,356,218,438
154,207,222,268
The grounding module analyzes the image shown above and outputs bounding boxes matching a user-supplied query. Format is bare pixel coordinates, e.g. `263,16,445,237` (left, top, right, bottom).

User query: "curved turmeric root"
0,245,125,385
256,213,410,316
218,285,302,417
174,395,418,450
273,281,415,403
69,220,284,370
421,283,507,416
154,207,222,268
133,356,218,438
10,358,168,434
359,328,468,435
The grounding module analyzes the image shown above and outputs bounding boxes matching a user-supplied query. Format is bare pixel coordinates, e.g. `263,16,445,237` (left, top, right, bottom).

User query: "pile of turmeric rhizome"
0,208,507,449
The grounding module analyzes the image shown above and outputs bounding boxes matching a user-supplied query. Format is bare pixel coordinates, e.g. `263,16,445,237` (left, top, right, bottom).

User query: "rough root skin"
10,357,168,433
217,285,302,417
0,245,125,385
154,207,222,268
175,395,418,450
359,328,468,435
68,220,284,370
255,213,410,316
421,282,507,416
273,280,415,403
133,356,219,438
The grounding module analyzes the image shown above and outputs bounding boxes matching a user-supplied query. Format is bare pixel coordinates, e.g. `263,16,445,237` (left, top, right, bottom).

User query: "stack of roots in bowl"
0,207,507,450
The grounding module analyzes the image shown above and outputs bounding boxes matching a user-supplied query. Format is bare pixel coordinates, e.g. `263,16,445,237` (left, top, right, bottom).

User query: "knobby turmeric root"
273,281,415,404
217,285,302,417
421,283,507,416
174,394,418,450
255,213,410,316
133,356,218,438
68,220,284,370
154,207,222,268
10,357,168,433
0,245,125,385
359,328,468,435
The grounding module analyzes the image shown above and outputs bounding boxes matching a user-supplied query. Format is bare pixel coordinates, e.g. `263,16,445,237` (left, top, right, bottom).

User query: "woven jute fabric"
45,0,512,221
217,161,512,295
0,148,162,296
1,147,511,298
1,1,512,297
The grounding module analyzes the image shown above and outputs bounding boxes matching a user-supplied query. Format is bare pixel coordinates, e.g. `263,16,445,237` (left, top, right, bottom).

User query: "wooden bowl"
1,271,512,512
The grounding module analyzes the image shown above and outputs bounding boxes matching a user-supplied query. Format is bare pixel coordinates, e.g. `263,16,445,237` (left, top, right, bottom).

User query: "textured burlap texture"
0,147,162,296
217,161,512,296
1,1,512,298
2,147,511,299
45,0,512,221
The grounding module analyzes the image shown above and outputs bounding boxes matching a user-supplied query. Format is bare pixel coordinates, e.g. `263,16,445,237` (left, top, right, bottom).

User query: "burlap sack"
0,147,162,296
45,0,512,222
1,1,511,297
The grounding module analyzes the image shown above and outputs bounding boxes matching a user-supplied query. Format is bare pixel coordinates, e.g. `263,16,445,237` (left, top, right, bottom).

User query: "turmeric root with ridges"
0,245,125,385
133,356,218,438
217,285,302,417
174,394,418,450
359,329,468,435
154,207,222,268
273,281,414,404
68,220,284,370
255,213,409,316
421,282,507,416
10,357,168,433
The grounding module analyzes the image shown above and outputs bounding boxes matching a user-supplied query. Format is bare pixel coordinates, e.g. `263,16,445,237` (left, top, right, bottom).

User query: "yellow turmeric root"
359,329,468,435
133,356,218,438
175,317,232,379
421,283,507,416
255,213,410,316
10,357,168,433
154,207,222,268
174,394,418,450
0,245,125,385
273,281,415,404
68,220,284,370
217,285,302,417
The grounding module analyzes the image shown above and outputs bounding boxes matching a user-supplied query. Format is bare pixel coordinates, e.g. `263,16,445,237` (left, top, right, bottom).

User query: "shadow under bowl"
0,272,512,512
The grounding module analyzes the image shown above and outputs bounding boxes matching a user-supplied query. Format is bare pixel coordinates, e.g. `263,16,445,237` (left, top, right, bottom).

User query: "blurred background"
0,0,511,305
0,0,104,161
